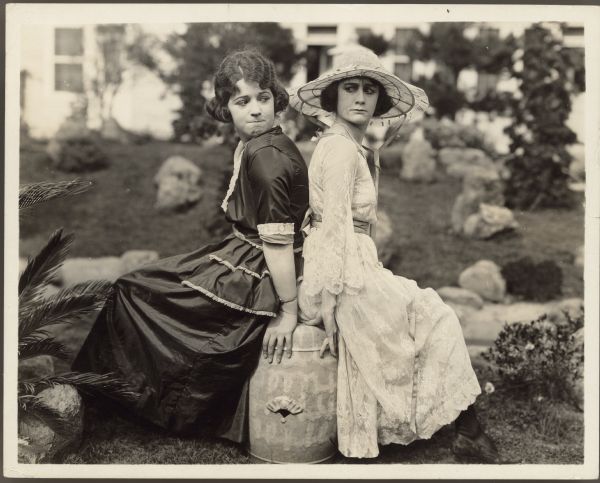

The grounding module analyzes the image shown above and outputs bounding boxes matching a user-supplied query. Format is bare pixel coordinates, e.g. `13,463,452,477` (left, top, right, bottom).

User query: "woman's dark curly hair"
206,50,289,123
320,77,393,117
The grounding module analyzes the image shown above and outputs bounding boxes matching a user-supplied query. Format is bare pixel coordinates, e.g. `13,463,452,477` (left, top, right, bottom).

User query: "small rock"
154,156,203,211
450,169,504,234
18,384,83,463
437,286,484,309
463,203,519,239
399,129,437,183
458,260,506,302
546,298,584,326
40,284,61,299
120,250,159,274
60,257,124,286
19,355,55,380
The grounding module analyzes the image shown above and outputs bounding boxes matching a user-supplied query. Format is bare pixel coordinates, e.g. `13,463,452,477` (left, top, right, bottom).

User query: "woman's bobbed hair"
320,77,394,117
206,50,289,123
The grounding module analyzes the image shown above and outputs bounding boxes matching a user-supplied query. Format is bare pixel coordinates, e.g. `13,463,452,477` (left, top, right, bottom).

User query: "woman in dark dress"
72,50,308,443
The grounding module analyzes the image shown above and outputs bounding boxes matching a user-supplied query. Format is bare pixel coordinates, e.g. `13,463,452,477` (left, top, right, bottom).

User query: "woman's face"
336,77,379,127
227,78,275,142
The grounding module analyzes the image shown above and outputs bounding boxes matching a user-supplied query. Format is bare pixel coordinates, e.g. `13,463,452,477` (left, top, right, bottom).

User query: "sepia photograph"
4,3,599,479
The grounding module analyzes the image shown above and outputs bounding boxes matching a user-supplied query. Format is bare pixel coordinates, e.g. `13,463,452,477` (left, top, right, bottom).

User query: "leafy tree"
357,30,390,56
407,23,476,88
92,25,127,125
156,23,300,143
407,23,516,118
501,25,582,210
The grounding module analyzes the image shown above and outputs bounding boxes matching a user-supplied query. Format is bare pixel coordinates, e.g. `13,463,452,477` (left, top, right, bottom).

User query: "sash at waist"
309,213,370,235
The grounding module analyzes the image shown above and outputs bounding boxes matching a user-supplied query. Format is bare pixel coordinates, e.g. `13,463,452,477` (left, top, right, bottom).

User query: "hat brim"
289,66,429,124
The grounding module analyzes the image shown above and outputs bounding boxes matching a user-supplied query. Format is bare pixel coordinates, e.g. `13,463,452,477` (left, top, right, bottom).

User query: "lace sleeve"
303,136,365,297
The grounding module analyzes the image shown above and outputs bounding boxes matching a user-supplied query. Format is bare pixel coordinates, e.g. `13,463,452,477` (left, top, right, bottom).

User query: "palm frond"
19,338,70,361
18,229,74,299
18,396,75,437
31,372,141,404
19,280,112,340
19,179,92,210
18,382,38,397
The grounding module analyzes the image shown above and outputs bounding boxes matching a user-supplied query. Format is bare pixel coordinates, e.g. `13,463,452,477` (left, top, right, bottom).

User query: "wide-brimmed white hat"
289,45,429,127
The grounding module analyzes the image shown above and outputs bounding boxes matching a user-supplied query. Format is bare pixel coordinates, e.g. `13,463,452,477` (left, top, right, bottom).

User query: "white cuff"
257,223,295,236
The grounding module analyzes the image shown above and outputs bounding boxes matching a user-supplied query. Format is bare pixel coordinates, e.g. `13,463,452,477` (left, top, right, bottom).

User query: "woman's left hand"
262,310,298,364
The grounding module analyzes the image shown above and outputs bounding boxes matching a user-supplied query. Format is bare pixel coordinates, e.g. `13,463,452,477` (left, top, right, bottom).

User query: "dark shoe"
452,430,501,464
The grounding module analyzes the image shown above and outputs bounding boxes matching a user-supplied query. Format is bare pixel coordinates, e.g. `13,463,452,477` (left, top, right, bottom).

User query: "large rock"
437,286,484,309
461,301,551,344
18,384,83,463
399,128,437,183
439,148,497,179
458,260,506,303
154,156,203,211
60,256,124,286
19,355,55,380
463,203,519,239
120,250,159,274
450,168,504,234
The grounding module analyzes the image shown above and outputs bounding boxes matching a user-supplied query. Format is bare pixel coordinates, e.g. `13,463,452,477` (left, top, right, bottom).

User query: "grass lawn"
19,137,585,465
59,357,583,465
19,137,584,298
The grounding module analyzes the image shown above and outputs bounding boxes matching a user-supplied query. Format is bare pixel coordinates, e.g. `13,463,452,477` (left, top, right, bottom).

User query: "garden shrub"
54,137,110,173
501,25,583,210
501,256,563,301
483,310,583,406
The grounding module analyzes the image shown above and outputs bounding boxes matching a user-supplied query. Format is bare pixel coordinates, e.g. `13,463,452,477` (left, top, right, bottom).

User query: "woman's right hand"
318,290,338,358
262,309,297,364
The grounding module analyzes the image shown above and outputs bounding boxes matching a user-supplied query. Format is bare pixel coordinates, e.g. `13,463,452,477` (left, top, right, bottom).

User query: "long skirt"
72,233,281,441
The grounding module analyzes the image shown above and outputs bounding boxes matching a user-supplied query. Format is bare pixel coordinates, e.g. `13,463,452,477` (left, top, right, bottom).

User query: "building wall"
20,24,181,140
20,24,94,139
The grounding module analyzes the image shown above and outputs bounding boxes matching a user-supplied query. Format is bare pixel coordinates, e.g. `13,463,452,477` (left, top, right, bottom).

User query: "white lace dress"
298,123,482,458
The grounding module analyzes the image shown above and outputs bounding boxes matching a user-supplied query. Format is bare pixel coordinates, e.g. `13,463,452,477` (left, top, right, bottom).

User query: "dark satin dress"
72,126,309,442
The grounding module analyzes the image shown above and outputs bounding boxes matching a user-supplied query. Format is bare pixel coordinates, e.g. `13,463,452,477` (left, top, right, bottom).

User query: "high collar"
241,125,282,146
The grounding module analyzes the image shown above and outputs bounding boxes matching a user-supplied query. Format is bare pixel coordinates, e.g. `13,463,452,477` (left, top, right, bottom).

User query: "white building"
20,23,184,140
20,21,584,148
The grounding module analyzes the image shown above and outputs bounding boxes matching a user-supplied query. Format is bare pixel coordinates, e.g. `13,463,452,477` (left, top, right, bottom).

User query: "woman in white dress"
289,46,501,462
